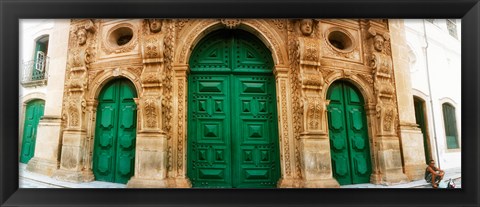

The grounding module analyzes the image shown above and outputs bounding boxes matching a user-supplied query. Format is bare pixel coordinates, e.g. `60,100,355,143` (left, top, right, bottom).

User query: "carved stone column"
275,66,299,188
53,20,96,182
367,21,408,184
165,64,192,187
295,19,339,188
127,19,169,187
389,19,426,180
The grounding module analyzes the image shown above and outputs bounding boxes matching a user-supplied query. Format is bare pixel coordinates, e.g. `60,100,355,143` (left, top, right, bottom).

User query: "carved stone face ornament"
300,19,313,36
374,35,385,52
148,19,162,33
76,28,87,46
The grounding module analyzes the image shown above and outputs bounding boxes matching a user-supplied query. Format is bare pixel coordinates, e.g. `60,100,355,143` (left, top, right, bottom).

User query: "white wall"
404,19,461,170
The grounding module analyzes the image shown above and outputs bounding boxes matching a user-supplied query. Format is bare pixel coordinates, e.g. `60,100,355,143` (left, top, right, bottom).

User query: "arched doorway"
20,99,45,163
187,29,280,188
92,78,137,184
413,96,431,164
327,81,372,185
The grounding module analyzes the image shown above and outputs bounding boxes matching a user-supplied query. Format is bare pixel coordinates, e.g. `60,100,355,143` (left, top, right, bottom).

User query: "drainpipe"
422,19,441,169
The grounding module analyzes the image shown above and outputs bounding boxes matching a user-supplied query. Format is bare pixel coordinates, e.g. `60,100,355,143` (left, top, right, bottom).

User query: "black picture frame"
1,0,479,206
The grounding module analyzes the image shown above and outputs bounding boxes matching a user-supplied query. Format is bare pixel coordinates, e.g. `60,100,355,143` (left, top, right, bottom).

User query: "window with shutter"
442,103,459,149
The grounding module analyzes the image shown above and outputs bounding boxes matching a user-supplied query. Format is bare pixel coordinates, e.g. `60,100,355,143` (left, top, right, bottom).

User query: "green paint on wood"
20,100,45,163
327,81,372,185
93,78,137,184
187,30,280,188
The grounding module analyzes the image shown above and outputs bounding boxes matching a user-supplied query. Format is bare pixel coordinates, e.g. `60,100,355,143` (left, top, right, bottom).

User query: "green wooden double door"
20,100,45,163
327,81,372,185
187,29,280,188
93,79,137,184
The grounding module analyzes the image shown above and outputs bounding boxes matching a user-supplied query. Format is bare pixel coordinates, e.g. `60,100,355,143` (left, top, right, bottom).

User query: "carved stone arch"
174,19,288,70
323,73,375,105
87,69,141,100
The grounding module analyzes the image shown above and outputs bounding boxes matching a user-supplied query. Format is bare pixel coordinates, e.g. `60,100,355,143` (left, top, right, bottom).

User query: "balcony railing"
21,57,49,86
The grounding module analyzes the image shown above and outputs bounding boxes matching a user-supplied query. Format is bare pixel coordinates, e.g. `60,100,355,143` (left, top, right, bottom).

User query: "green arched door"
20,99,45,163
93,78,137,184
327,81,372,185
187,30,280,188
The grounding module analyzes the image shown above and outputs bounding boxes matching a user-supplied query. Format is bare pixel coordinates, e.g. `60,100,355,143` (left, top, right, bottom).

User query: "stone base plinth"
127,177,169,188
26,157,58,176
166,177,191,188
277,178,303,188
399,126,427,181
52,169,94,183
302,178,340,188
381,169,409,185
404,164,427,181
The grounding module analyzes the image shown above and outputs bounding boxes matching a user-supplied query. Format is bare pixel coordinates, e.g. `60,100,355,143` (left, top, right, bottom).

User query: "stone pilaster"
53,19,96,182
127,19,169,187
165,64,191,188
274,66,301,188
366,20,408,184
296,24,339,188
389,19,426,180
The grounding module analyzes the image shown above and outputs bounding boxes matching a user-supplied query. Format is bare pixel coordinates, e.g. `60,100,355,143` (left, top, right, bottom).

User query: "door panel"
93,79,136,184
233,76,279,188
188,29,279,188
20,100,45,163
327,82,371,185
188,75,232,187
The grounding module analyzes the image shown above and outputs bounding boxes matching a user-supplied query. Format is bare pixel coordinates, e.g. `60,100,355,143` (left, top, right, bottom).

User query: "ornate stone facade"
50,19,424,187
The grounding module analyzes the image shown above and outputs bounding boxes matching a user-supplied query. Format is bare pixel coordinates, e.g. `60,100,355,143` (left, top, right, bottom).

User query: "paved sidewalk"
340,167,462,188
19,163,461,188
19,163,126,188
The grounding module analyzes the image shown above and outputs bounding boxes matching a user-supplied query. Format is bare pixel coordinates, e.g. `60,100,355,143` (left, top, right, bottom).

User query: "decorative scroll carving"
176,78,185,175
144,98,158,128
368,22,398,134
287,20,303,178
62,19,97,131
280,81,292,177
221,19,242,29
175,19,189,33
272,19,286,30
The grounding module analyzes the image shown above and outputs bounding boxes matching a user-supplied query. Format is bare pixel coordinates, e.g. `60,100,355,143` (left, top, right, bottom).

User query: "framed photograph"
1,0,479,206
